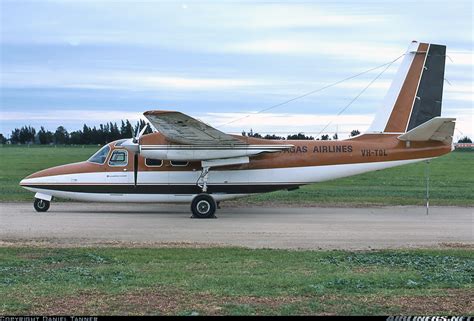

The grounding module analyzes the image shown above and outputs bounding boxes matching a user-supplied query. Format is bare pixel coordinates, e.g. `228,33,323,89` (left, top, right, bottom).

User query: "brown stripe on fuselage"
244,135,450,170
24,132,451,181
384,43,429,133
25,161,105,179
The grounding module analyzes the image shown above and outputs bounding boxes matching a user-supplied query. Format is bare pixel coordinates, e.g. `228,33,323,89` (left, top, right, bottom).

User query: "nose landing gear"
34,198,50,212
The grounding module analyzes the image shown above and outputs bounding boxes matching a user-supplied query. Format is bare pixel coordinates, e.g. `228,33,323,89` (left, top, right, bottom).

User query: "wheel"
34,198,50,212
191,194,216,218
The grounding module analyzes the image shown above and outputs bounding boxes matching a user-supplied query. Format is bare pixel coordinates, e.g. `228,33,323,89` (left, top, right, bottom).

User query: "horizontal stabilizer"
398,117,456,142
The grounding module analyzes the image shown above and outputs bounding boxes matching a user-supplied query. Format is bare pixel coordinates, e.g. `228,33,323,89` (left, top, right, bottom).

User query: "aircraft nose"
19,171,48,187
19,177,30,186
19,161,88,188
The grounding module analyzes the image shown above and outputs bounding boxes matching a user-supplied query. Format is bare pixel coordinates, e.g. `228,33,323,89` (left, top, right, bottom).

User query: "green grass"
0,145,99,201
0,247,472,315
0,145,473,205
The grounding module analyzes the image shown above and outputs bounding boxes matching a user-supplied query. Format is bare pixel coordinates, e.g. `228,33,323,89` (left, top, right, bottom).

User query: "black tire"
191,194,216,218
34,198,50,212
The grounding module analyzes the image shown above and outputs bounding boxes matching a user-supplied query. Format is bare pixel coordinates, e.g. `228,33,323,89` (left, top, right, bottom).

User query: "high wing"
139,110,294,161
144,110,246,145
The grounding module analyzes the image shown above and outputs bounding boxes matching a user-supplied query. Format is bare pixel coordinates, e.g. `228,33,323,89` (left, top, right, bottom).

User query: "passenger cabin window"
145,158,163,167
88,145,110,164
170,160,189,167
108,150,128,166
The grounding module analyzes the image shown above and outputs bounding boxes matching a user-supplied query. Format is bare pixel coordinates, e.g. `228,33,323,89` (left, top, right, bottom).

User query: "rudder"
368,41,446,133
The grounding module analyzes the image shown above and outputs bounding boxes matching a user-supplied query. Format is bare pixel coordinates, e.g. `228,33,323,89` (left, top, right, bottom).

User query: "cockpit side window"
87,145,110,164
108,149,128,167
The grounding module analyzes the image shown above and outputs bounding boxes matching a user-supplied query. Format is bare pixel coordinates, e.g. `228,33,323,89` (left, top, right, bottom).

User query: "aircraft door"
141,158,170,201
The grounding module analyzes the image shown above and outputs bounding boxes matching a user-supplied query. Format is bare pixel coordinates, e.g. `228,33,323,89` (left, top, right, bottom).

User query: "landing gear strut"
197,166,210,192
191,194,216,218
34,198,50,212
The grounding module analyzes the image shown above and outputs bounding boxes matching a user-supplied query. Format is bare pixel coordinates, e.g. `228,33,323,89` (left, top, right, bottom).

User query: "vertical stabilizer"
367,41,446,133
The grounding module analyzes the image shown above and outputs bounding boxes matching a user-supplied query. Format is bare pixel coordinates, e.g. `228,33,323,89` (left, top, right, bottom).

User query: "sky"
1,0,472,140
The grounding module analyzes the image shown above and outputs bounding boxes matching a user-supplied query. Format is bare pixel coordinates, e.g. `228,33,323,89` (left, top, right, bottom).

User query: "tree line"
242,129,361,140
1,120,150,145
1,123,471,145
1,122,361,145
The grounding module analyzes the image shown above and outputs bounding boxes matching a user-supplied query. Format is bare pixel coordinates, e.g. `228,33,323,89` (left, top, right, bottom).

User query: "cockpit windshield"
87,145,111,164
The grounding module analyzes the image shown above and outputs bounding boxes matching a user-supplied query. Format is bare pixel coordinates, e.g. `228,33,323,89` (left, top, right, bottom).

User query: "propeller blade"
134,152,138,187
138,123,149,138
133,123,149,143
133,125,140,143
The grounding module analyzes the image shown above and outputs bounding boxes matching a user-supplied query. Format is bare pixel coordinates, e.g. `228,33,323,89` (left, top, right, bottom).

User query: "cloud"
0,2,389,45
445,93,474,102
447,52,473,67
444,82,474,103
1,69,265,91
442,107,473,140
218,39,405,63
0,110,143,122
219,4,388,29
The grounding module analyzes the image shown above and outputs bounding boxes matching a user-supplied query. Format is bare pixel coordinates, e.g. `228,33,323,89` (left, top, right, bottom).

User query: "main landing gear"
34,198,50,212
192,166,218,218
191,193,217,219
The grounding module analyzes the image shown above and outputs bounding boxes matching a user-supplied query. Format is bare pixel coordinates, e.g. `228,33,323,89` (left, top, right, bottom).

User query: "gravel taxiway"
1,202,472,249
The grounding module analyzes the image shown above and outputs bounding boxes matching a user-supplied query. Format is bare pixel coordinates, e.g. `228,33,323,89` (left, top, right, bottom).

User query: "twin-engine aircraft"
20,41,456,218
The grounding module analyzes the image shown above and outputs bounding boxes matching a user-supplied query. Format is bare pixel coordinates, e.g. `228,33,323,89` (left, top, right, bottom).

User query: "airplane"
20,41,456,218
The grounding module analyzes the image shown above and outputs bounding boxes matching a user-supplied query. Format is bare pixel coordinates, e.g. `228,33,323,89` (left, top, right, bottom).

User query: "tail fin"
368,41,446,133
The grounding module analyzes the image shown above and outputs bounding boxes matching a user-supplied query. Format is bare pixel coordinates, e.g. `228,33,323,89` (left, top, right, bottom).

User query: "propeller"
122,123,150,187
133,152,138,187
133,123,149,143
132,125,140,144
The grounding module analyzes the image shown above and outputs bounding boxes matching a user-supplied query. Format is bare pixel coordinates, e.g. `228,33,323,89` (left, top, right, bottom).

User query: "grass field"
1,145,473,205
1,247,472,315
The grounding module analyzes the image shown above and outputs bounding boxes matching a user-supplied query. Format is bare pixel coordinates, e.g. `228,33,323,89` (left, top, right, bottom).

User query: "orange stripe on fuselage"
384,43,429,133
